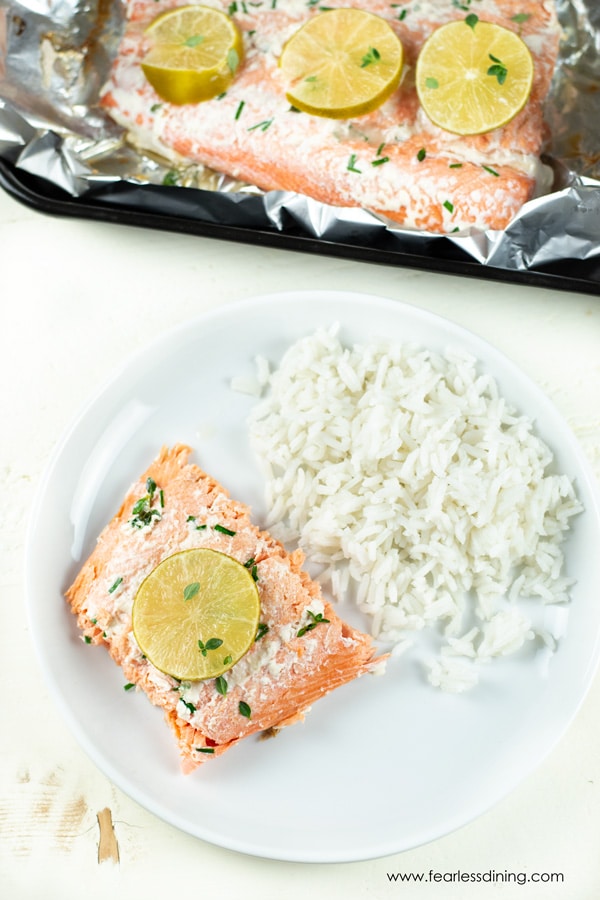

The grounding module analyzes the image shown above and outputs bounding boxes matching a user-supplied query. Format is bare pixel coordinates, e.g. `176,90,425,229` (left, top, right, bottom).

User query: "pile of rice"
239,325,583,692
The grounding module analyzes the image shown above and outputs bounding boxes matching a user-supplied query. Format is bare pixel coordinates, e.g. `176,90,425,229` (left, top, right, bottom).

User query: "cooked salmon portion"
100,0,560,233
65,445,383,771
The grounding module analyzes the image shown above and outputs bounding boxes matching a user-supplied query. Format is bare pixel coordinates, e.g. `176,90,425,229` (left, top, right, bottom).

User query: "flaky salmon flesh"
65,445,383,771
100,0,560,233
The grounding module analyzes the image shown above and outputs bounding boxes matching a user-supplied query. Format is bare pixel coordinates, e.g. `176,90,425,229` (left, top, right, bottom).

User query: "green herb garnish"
417,147,426,162
215,675,228,695
198,637,224,656
487,54,508,85
248,118,273,132
360,46,381,68
184,34,204,47
129,483,162,529
297,609,330,637
183,582,200,602
347,154,362,173
123,683,135,691
465,13,478,30
238,700,251,718
255,623,269,641
214,524,236,536
235,100,245,120
108,576,123,594
482,164,500,176
196,747,215,754
443,199,455,213
181,699,196,714
425,76,439,89
227,48,240,73
371,156,389,167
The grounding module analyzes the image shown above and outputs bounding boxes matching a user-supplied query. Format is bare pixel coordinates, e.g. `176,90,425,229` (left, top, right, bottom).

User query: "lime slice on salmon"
141,5,244,105
415,18,534,136
132,548,260,680
279,8,404,119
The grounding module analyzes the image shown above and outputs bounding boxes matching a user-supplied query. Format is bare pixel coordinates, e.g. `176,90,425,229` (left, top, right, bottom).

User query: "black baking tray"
2,157,599,296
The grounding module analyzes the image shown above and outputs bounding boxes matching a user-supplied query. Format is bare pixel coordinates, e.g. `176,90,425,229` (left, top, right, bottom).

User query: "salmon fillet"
65,445,383,771
100,0,560,233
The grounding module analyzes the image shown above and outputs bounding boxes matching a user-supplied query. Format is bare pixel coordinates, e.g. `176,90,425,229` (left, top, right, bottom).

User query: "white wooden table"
1,186,599,898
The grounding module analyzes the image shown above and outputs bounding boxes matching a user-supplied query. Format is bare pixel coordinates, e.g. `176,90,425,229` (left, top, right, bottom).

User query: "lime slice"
132,548,260,680
279,8,404,119
415,19,534,136
141,5,244,105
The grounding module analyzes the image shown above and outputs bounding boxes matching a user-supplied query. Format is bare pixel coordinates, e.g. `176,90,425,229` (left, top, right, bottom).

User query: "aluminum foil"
1,0,599,273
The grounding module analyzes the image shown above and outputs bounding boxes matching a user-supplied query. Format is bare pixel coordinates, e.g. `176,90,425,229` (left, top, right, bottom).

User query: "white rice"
243,325,583,692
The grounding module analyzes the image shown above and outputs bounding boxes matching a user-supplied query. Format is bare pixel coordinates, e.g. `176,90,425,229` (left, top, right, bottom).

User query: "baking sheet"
1,0,599,293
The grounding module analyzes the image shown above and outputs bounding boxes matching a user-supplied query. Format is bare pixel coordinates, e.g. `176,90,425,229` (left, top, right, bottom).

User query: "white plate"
25,290,600,862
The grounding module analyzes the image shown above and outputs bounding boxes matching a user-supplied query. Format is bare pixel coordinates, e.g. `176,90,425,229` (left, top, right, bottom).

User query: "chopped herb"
288,105,301,113
181,699,196,715
187,516,208,530
443,199,455,213
196,747,215,754
214,523,236,535
449,162,463,168
215,675,228,695
150,103,163,112
159,489,165,508
228,1,237,13
376,142,385,156
227,47,240,73
184,34,204,47
223,655,233,665
198,637,223,656
417,147,426,162
108,576,123,594
398,8,406,20
163,170,179,186
238,700,251,718
297,609,330,637
183,582,200,602
130,483,162,529
248,118,273,132
465,13,478,29
511,13,531,24
84,635,92,644
90,618,97,625
123,683,135,691
452,0,471,9
271,0,277,7
244,557,256,568
487,54,508,85
482,164,500,176
217,92,228,100
251,564,259,582
451,226,460,233
425,76,439,89
360,46,381,68
347,154,362,173
371,156,389,167
255,623,269,641
235,100,245,120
